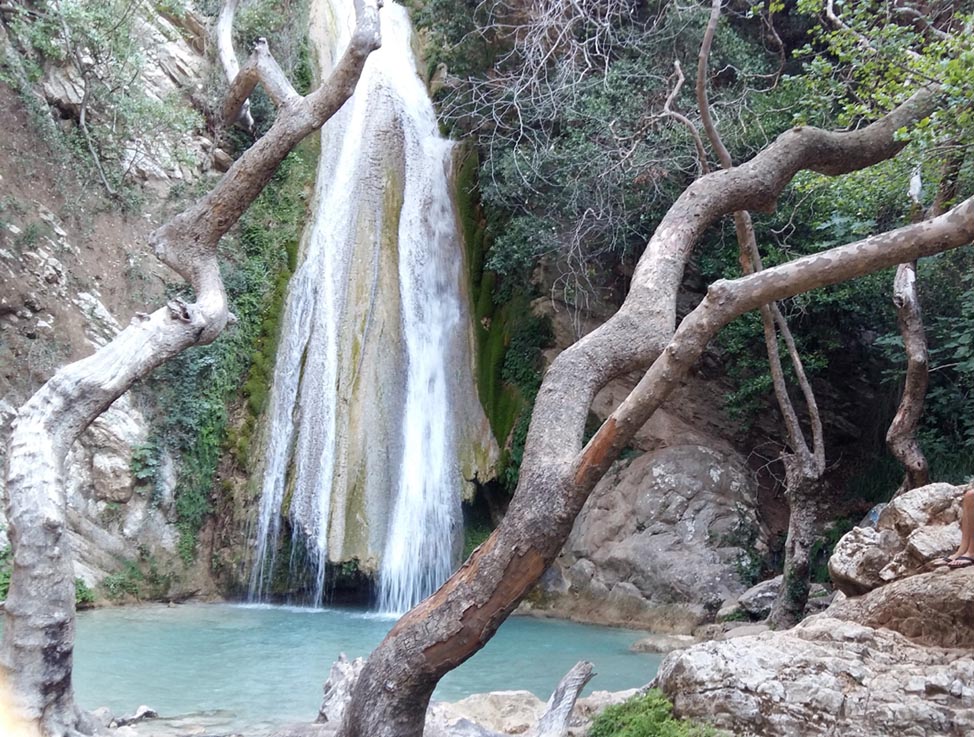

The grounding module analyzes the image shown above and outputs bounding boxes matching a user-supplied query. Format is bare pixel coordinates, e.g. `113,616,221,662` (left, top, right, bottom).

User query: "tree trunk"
696,0,825,631
335,90,952,737
767,459,819,629
887,260,930,495
0,4,380,734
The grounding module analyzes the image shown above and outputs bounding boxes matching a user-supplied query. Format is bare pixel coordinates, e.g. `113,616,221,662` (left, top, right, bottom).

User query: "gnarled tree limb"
0,3,380,735
337,82,942,737
217,0,255,131
696,0,824,629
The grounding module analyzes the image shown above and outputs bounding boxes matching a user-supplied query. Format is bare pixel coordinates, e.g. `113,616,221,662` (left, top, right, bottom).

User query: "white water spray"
249,0,479,612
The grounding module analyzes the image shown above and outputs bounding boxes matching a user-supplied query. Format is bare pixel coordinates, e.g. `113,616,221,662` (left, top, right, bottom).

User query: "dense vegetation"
413,0,974,567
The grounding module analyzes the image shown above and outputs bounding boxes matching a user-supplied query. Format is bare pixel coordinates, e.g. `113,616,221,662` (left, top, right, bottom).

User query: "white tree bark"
0,3,380,735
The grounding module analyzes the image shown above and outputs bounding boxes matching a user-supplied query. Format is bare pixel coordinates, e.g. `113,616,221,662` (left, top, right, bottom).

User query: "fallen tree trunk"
0,2,380,734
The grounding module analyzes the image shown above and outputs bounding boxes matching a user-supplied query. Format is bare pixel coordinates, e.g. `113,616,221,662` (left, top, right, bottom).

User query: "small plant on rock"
588,690,722,737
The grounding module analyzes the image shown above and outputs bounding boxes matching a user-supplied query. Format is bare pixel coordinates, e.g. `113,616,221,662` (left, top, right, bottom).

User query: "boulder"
431,691,544,735
737,575,830,619
827,567,974,649
525,445,763,632
655,615,974,737
829,483,963,595
737,576,780,618
630,634,697,654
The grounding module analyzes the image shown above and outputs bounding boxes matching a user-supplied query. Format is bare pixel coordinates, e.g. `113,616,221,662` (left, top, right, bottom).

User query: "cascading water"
248,0,493,612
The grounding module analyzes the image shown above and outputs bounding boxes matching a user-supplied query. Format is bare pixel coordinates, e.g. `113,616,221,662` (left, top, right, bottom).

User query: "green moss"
146,138,317,563
454,146,553,490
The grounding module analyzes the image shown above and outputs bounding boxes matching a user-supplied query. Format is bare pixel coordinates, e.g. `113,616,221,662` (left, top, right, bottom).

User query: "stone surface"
655,615,974,737
720,623,770,639
630,633,698,654
736,575,830,619
525,445,763,632
826,567,974,649
829,483,963,595
432,691,544,735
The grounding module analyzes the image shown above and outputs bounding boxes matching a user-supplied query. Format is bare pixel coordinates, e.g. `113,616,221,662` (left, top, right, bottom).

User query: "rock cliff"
0,4,219,601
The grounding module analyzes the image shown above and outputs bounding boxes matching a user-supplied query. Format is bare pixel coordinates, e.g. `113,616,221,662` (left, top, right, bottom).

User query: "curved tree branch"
338,81,942,737
217,0,255,131
0,3,380,734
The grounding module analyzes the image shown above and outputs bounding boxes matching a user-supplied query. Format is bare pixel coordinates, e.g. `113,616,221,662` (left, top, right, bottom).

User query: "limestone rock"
432,691,544,735
655,615,974,737
630,634,697,654
720,623,769,639
827,567,974,649
736,575,830,619
829,483,963,595
528,445,762,632
737,576,780,618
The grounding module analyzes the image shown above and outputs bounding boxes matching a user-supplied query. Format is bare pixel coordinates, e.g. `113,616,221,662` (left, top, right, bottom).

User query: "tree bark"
887,260,930,494
534,661,594,737
696,0,824,629
767,459,819,629
0,4,380,735
336,88,944,737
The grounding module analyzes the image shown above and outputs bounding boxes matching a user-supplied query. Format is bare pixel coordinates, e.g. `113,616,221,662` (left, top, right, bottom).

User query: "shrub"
589,690,721,737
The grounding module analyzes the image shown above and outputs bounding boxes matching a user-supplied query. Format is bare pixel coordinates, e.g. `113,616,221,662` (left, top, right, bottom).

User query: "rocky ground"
655,482,974,737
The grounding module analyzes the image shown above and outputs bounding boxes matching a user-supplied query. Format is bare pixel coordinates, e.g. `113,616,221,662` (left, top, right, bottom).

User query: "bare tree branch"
217,0,255,131
576,195,974,488
337,84,943,737
0,3,381,733
887,260,930,493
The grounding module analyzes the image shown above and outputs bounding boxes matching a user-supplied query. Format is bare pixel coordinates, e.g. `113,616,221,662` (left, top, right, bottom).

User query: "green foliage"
6,0,201,198
102,561,144,601
588,690,721,737
101,549,173,601
718,503,764,587
74,578,96,607
791,1,974,150
810,517,854,584
462,519,493,559
130,440,164,501
875,247,974,484
0,545,10,601
144,144,314,562
405,0,491,78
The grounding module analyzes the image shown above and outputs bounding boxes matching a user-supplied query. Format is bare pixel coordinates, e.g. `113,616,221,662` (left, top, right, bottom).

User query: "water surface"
71,603,659,733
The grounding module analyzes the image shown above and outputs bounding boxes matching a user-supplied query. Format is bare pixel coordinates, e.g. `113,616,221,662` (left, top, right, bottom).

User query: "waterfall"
248,0,492,612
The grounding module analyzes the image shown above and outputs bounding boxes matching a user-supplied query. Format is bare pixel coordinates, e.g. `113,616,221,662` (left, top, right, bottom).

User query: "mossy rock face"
455,145,539,454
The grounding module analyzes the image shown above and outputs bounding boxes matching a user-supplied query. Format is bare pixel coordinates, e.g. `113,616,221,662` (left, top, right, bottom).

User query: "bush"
589,690,721,737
